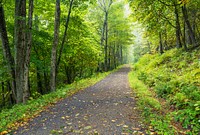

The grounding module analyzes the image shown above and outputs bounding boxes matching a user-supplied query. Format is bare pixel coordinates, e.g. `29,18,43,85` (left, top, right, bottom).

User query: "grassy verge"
129,71,179,134
0,69,117,134
129,48,200,134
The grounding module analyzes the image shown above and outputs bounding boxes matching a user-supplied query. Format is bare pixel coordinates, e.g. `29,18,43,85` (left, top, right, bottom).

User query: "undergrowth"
0,70,114,134
129,48,200,134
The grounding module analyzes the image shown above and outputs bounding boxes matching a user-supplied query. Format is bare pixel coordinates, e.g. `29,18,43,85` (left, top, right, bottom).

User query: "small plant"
138,71,148,82
155,83,173,98
130,48,200,134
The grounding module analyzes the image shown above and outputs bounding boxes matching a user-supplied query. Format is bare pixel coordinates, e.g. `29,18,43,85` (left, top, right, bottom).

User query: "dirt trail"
14,66,146,135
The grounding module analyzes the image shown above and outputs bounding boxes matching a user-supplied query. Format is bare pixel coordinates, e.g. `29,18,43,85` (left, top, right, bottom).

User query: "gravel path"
14,66,146,135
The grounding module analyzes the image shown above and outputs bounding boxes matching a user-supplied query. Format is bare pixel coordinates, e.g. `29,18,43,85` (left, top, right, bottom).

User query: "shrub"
155,82,174,98
131,48,200,133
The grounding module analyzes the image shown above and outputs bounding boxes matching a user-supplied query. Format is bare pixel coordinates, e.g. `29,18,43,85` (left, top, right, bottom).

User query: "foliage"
128,71,176,134
129,0,200,53
130,48,200,134
0,0,133,107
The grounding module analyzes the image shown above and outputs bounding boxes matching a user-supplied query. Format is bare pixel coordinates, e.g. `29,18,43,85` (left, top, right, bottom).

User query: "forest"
0,0,199,134
0,0,132,105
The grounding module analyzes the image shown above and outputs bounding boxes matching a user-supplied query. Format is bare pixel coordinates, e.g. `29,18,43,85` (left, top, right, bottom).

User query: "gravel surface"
13,66,147,135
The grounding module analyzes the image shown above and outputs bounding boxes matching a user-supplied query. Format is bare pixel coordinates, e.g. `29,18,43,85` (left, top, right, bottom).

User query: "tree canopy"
0,0,133,106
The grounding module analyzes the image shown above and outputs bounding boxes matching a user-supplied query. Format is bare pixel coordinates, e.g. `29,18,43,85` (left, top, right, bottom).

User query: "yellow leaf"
0,131,8,135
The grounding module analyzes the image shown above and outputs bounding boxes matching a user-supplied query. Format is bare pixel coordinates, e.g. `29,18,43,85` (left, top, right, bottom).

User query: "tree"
181,2,197,47
129,0,200,53
50,0,61,92
0,0,135,107
23,0,34,102
98,0,113,71
14,0,27,103
0,1,16,102
56,0,74,71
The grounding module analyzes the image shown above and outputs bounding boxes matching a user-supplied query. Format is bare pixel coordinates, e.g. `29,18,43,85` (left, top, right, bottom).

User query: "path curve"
14,66,146,135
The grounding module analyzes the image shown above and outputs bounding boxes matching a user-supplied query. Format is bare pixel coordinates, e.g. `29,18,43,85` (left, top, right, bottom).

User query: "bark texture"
50,0,61,91
0,3,17,102
98,0,113,71
174,4,182,48
182,4,197,47
57,0,74,71
15,0,27,103
23,0,34,102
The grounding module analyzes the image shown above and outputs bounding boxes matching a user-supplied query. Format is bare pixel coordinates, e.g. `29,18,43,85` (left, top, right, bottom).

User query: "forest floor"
13,66,148,135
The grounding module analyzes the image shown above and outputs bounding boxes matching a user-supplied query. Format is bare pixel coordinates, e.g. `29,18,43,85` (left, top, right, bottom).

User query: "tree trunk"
147,41,152,53
7,81,15,105
183,19,188,51
2,82,5,107
159,32,164,54
120,45,123,64
56,0,74,71
191,10,196,38
104,12,109,71
101,15,106,47
36,67,43,94
99,12,107,72
108,45,111,70
44,71,49,93
116,44,120,66
174,4,182,48
182,4,197,47
15,0,27,103
50,0,61,91
0,4,17,102
113,43,116,69
23,0,34,103
98,0,112,71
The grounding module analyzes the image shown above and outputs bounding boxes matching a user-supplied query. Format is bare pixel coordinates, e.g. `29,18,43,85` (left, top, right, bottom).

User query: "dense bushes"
132,48,200,134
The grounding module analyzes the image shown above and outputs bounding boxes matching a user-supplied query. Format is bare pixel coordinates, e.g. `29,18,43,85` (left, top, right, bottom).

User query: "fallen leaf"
132,127,140,130
111,120,116,122
73,130,83,133
66,122,72,125
123,125,128,128
84,126,92,130
75,113,80,117
65,116,70,119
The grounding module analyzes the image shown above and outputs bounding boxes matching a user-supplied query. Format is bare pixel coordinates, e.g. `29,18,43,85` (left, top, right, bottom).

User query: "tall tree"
0,1,16,102
98,0,112,71
56,0,74,71
174,2,182,48
181,3,197,47
23,0,34,102
15,0,27,103
50,0,61,91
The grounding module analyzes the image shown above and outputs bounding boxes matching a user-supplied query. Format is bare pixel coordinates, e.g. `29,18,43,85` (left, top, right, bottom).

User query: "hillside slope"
129,48,200,134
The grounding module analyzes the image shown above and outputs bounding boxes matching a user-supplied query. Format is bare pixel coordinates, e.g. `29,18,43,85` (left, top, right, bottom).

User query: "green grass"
129,48,200,134
128,71,176,134
0,69,116,133
128,71,161,110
